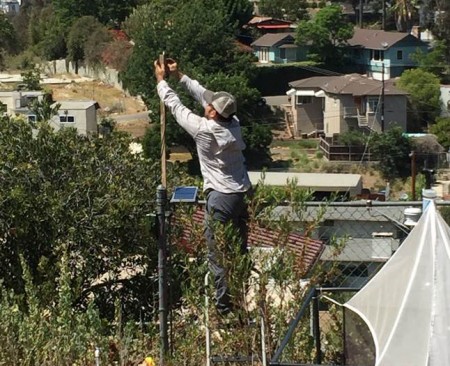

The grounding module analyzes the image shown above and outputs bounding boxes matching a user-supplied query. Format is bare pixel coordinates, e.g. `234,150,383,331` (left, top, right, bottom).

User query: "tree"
0,115,187,318
397,69,442,130
411,41,450,83
0,13,16,69
259,0,309,22
67,16,108,72
369,127,413,180
429,117,450,150
295,5,353,64
29,94,60,122
224,0,254,29
123,0,273,169
21,67,42,90
390,0,417,31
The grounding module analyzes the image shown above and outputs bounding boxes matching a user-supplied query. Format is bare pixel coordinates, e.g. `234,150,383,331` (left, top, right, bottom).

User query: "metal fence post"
157,185,169,364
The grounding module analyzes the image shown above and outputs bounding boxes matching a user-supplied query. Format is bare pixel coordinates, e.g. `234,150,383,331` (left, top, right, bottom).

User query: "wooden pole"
410,151,416,201
159,52,167,188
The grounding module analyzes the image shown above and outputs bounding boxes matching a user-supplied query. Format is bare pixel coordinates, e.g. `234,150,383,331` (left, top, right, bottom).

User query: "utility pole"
381,62,385,132
382,0,386,30
359,0,363,27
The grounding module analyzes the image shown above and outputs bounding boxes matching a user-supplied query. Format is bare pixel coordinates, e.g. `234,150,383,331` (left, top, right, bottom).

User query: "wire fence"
271,200,450,366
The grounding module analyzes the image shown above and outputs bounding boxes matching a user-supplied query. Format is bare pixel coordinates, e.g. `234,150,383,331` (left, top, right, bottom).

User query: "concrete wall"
42,60,127,94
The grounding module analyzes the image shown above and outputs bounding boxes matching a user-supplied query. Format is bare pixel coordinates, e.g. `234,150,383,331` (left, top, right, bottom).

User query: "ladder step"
211,354,259,363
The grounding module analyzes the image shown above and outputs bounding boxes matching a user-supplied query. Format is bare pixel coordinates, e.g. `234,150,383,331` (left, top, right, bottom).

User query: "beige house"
285,74,408,138
0,90,45,121
51,100,100,135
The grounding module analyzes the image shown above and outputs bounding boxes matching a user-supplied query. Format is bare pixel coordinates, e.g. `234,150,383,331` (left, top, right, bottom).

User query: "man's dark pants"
205,189,248,314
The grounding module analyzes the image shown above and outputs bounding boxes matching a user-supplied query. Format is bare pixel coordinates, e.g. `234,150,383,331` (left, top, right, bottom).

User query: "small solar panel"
170,186,198,203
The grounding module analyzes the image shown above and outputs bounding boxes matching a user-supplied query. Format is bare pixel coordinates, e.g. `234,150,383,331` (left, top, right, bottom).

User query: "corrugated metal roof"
172,208,324,275
251,32,295,47
347,28,425,50
248,171,362,193
289,74,407,96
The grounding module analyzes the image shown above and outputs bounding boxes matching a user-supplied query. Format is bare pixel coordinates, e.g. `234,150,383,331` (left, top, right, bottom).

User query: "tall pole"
381,62,385,132
359,0,363,27
158,51,168,365
157,186,169,365
410,151,416,200
159,52,167,188
382,0,386,30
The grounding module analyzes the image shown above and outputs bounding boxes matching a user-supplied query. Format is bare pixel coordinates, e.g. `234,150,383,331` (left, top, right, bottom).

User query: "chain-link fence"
270,200,450,366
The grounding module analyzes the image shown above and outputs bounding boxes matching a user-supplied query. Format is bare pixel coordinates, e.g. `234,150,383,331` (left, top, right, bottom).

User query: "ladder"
204,273,267,366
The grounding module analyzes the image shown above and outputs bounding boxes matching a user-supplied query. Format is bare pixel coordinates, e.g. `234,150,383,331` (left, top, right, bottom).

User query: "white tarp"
344,202,450,366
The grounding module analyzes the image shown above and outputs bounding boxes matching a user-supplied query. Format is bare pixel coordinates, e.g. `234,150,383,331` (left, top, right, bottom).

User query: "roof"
53,100,100,110
247,16,293,27
248,171,362,194
289,74,407,96
172,208,324,275
251,32,295,47
347,28,426,50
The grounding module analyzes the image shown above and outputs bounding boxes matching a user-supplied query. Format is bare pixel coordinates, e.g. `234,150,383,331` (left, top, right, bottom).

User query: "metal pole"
157,185,169,365
410,151,416,200
312,291,322,364
381,62,385,132
359,0,363,27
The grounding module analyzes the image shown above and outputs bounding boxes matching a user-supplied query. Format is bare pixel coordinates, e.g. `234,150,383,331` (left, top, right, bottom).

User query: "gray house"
271,203,413,287
346,28,429,79
251,33,307,64
286,73,408,137
50,100,100,135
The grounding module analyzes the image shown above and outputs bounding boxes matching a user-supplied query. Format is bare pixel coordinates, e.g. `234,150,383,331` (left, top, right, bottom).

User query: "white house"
0,0,19,14
0,90,45,121
51,100,100,135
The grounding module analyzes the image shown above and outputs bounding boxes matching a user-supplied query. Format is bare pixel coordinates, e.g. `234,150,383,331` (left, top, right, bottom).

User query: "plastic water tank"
422,188,437,212
404,207,422,227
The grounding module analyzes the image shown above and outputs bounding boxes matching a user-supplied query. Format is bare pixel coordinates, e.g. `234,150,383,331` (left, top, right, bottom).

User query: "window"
296,96,312,105
371,50,384,61
397,50,403,60
60,115,75,123
367,97,379,113
0,102,6,114
28,115,36,123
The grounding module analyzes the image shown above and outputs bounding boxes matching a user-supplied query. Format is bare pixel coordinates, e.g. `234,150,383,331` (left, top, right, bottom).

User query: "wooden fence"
319,137,372,161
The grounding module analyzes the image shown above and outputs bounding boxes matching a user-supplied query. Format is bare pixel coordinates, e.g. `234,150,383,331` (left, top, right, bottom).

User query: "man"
154,59,251,316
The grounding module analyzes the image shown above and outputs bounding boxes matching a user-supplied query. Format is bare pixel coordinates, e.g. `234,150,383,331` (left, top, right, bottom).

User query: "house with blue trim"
251,33,308,64
346,28,429,80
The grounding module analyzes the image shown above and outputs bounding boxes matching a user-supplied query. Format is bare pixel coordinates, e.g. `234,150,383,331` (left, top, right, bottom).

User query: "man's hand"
166,58,184,80
154,60,165,83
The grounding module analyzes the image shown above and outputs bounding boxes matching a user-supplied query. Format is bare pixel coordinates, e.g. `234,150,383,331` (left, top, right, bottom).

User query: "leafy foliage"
29,94,60,122
259,0,309,21
124,0,273,169
429,117,450,150
0,13,16,69
369,127,414,180
0,115,188,320
411,41,450,83
20,67,42,90
67,16,111,70
296,5,353,63
397,68,442,130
